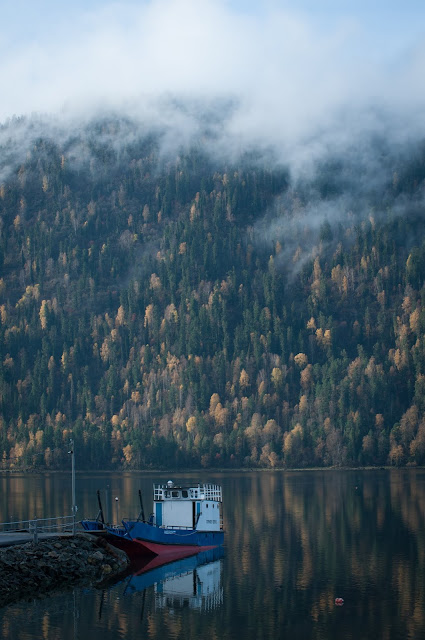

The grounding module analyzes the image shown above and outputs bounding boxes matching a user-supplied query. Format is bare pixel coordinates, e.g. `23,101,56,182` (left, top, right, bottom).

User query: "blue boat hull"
81,519,224,558
122,520,224,548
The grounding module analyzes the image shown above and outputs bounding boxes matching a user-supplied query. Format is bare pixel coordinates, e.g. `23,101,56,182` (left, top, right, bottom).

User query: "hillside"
1,115,425,470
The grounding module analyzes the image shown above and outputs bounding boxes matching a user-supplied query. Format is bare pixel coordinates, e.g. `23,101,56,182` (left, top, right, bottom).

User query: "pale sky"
0,0,424,157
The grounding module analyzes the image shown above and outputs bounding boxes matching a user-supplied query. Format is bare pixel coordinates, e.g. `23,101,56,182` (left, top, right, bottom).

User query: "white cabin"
152,482,223,532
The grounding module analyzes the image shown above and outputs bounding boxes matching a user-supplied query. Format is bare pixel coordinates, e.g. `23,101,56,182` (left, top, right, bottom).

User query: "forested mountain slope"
1,116,425,469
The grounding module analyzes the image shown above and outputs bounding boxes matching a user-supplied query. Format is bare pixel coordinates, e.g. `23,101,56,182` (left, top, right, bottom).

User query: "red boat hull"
104,533,218,562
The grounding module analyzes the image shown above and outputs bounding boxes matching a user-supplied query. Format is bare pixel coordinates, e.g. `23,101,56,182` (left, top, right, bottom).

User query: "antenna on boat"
105,485,110,524
115,496,119,524
96,489,105,524
137,489,146,522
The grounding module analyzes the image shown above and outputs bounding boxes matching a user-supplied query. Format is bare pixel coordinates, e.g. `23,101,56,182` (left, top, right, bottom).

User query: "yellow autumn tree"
283,424,303,467
294,353,308,368
300,364,313,390
271,367,283,389
123,444,133,465
239,369,249,389
144,303,154,327
39,300,49,330
186,416,197,433
115,305,125,326
209,393,221,416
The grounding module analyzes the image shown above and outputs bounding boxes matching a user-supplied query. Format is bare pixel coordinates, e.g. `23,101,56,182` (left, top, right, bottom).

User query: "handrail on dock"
0,514,76,544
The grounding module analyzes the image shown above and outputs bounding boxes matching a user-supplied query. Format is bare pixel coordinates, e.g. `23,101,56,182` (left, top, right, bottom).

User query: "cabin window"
206,504,209,508
172,491,179,498
182,490,188,498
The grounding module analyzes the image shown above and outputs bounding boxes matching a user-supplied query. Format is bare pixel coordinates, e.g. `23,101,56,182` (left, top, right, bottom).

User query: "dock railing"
0,515,76,544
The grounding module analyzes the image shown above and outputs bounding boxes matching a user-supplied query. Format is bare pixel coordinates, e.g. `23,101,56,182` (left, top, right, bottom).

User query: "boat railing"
202,484,222,501
153,483,222,502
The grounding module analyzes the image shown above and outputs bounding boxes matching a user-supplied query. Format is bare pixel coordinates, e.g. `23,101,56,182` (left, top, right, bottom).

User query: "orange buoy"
335,597,344,606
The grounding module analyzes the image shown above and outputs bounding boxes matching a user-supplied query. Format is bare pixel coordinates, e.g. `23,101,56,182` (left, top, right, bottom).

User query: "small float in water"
335,597,344,606
81,481,224,560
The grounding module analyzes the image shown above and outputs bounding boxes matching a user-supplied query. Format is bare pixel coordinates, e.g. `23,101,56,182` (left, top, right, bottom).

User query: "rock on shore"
0,533,129,608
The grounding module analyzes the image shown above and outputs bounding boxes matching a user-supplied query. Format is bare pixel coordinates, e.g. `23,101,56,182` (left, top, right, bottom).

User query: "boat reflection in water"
121,546,224,611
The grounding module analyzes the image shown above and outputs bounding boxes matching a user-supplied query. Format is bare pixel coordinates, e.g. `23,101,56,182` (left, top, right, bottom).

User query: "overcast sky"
1,0,424,155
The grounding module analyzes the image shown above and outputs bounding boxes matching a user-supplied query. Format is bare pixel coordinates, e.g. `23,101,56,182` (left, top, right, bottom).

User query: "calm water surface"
1,469,425,639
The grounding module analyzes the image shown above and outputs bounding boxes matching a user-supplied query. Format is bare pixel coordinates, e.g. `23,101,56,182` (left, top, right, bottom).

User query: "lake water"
1,469,425,639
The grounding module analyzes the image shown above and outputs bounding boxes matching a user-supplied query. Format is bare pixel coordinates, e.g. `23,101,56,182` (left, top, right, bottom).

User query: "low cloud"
1,2,424,288
1,0,424,168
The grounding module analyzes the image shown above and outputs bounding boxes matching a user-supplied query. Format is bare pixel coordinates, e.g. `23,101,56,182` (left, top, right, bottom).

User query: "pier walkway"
0,515,77,548
0,531,74,548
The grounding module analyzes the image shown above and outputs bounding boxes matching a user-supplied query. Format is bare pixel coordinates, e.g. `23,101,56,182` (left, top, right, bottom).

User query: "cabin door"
192,501,201,527
155,502,163,526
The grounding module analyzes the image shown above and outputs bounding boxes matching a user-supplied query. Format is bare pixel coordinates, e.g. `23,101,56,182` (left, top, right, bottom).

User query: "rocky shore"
0,533,129,608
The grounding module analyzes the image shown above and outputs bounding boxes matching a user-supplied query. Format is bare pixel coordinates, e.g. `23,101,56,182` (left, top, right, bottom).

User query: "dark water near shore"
1,469,425,639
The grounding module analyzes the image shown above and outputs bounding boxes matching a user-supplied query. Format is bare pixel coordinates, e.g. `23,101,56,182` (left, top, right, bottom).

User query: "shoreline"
0,465,423,476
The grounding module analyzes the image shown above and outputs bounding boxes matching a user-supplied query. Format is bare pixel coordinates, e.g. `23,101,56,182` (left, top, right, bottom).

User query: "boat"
81,481,224,559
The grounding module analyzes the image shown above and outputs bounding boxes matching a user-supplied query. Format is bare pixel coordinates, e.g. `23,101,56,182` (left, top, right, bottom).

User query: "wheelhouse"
152,482,223,532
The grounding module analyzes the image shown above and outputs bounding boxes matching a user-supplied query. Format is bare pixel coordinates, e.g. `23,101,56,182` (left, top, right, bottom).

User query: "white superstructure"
152,482,223,532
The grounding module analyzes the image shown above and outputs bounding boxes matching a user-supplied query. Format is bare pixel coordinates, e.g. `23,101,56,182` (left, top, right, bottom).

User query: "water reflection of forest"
224,470,425,639
1,471,425,640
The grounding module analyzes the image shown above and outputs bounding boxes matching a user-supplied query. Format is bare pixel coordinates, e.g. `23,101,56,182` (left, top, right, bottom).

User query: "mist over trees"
1,114,425,470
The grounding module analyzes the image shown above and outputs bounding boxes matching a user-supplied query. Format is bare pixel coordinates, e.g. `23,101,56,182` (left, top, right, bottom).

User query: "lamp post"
68,439,76,534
